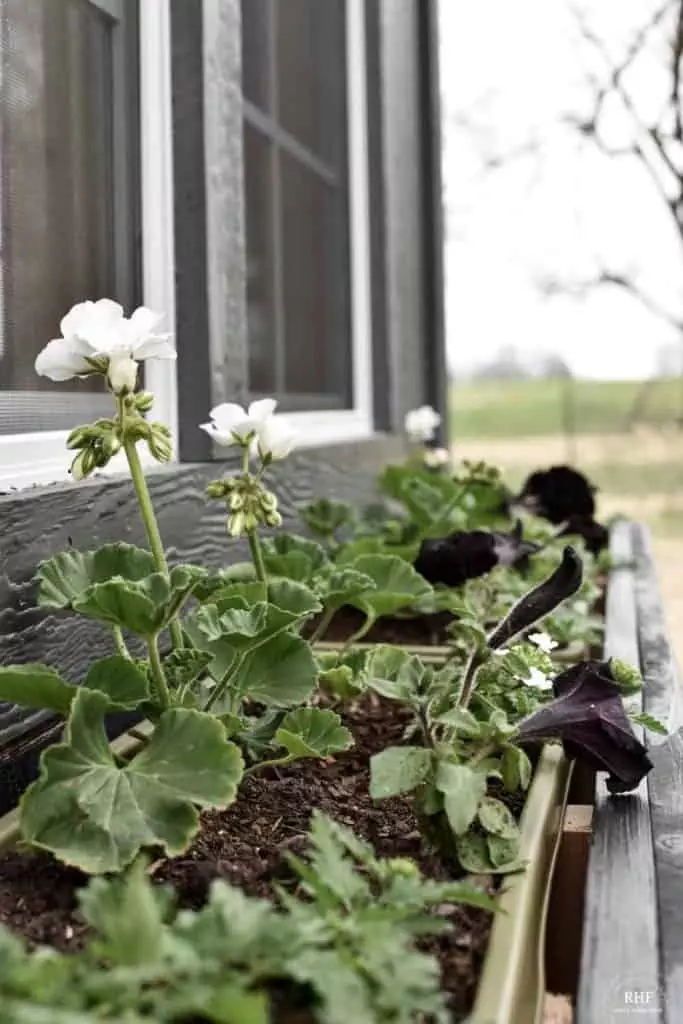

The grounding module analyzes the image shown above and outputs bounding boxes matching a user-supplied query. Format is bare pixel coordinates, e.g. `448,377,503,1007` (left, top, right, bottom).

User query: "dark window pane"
241,0,270,112
275,0,346,170
244,123,276,393
0,0,138,434
280,151,350,400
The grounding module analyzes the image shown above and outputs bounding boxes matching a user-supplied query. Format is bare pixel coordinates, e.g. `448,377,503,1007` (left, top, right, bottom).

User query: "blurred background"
439,0,683,656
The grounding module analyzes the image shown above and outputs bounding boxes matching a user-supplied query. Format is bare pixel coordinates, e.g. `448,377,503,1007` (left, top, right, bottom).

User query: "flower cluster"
201,399,297,463
404,404,441,443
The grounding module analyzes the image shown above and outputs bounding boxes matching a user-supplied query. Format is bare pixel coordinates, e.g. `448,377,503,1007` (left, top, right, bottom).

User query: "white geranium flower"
200,399,277,446
405,405,441,443
525,667,553,691
529,632,558,654
35,299,175,393
423,446,451,469
257,415,297,461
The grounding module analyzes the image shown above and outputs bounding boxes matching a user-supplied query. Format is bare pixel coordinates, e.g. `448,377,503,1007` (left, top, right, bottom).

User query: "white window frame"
262,0,374,450
0,0,178,490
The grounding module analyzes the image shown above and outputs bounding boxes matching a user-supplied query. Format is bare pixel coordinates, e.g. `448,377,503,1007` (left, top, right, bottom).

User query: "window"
0,0,176,487
0,0,140,436
241,0,373,436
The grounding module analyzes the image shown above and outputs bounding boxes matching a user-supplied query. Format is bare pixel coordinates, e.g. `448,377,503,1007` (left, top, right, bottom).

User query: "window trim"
246,0,374,450
0,0,177,490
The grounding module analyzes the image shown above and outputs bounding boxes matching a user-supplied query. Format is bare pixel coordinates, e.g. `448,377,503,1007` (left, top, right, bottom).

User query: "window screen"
0,0,140,434
241,0,352,411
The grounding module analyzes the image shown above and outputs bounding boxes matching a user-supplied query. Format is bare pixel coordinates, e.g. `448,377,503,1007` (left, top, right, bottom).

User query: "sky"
438,0,683,380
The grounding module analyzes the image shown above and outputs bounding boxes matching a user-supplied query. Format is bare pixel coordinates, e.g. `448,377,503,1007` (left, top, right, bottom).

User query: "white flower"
405,405,441,443
200,399,277,446
525,667,553,691
423,446,451,469
35,299,175,393
257,415,297,461
529,632,558,654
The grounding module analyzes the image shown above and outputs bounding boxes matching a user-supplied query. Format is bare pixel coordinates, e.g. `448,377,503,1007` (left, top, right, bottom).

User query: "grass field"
449,376,683,662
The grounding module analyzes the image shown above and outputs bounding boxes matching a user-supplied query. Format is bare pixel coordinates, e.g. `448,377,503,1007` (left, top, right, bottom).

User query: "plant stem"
343,614,376,651
120,404,183,650
147,634,171,709
310,605,337,644
203,653,246,713
244,754,296,777
248,530,268,584
111,626,132,660
458,647,484,709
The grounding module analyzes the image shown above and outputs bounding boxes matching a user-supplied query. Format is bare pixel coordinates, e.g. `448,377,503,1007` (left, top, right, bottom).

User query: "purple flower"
514,465,597,524
515,659,653,794
414,521,538,587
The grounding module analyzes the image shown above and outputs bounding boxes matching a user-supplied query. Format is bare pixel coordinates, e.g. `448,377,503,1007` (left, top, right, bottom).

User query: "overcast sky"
438,0,683,380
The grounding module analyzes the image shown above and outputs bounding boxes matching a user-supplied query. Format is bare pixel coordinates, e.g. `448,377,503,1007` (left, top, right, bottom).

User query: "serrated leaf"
315,567,377,611
0,664,76,714
364,646,425,702
370,746,434,799
237,633,318,707
630,711,668,736
82,656,150,709
318,664,365,700
486,833,520,869
348,555,432,619
275,708,353,759
72,565,205,637
436,762,487,836
262,534,330,583
21,689,244,874
478,797,520,840
35,543,156,610
298,497,354,541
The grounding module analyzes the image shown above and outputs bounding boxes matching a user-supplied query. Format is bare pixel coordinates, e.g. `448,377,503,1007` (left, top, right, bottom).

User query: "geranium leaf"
21,689,243,874
477,797,520,840
274,708,354,759
262,534,330,583
363,646,424,702
237,633,318,707
82,656,150,709
436,762,486,836
298,498,354,541
36,543,157,610
0,664,76,714
370,746,434,799
348,555,432,619
314,568,377,611
266,578,322,620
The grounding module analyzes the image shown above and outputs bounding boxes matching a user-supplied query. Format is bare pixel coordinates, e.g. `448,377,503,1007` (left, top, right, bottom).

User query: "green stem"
147,634,171,709
248,530,268,584
343,613,376,651
244,754,296,777
458,646,485,709
203,654,246,713
120,400,183,651
111,626,132,660
310,605,337,645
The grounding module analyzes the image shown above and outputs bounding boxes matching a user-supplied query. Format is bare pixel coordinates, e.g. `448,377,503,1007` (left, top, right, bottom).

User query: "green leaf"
315,568,377,611
298,497,354,541
434,707,483,738
455,832,494,873
0,664,75,714
478,797,520,840
35,543,156,610
318,664,365,700
435,762,487,836
630,711,668,736
82,656,150,709
501,746,532,792
487,833,521,870
348,555,432,619
21,689,244,874
262,534,330,583
267,578,322,621
363,646,425,702
370,746,434,799
335,537,387,566
72,565,205,637
237,633,318,707
275,708,354,759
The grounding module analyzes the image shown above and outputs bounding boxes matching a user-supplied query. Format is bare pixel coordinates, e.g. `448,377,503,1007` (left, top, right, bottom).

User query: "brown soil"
0,698,494,1022
308,605,455,646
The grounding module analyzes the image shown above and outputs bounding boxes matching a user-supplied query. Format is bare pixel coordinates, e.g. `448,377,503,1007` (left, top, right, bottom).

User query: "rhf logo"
609,979,663,1016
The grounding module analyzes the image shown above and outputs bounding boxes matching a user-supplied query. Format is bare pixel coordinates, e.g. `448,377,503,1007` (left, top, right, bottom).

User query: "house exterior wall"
0,0,445,801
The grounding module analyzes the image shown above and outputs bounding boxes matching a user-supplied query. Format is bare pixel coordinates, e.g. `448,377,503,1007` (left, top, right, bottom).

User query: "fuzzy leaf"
364,646,425,702
21,689,243,874
478,797,520,840
82,656,151,709
434,707,483,738
262,534,330,582
436,762,487,836
315,568,377,611
72,565,205,637
35,543,156,610
275,708,354,759
348,555,432,619
0,664,75,714
370,746,434,799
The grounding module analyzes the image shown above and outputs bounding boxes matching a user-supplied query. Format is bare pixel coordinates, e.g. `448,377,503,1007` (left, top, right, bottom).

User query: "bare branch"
538,269,683,332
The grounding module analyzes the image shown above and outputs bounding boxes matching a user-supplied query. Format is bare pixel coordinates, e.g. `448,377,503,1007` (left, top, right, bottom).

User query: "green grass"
450,376,683,439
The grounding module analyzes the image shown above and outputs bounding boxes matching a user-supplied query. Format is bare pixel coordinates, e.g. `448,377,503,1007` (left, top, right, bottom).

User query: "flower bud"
229,492,244,511
207,480,229,499
260,490,278,512
135,391,155,413
107,353,139,395
147,428,173,463
264,510,282,528
66,426,89,450
228,511,245,537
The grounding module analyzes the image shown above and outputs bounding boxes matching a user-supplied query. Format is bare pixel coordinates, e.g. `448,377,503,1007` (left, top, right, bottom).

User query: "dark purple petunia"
558,515,609,557
414,520,539,587
514,465,597,524
515,659,653,794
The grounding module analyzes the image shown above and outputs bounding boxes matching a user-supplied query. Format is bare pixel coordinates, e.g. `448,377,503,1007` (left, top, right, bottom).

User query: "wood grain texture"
633,522,683,1021
0,437,403,810
577,520,662,1023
